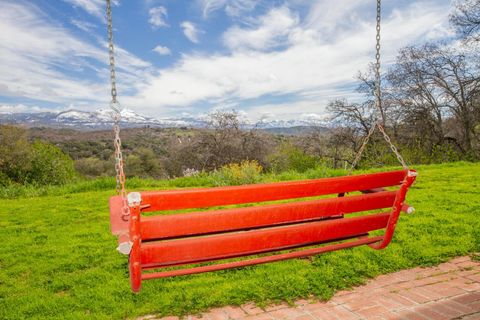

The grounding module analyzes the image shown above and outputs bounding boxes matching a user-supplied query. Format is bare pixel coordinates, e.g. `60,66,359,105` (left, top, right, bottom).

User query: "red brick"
293,299,310,307
467,273,480,282
395,270,422,281
207,308,229,320
222,306,247,319
457,261,480,269
326,306,359,320
458,269,480,277
409,274,450,288
428,302,464,318
343,298,378,311
420,284,463,300
436,262,460,273
241,303,264,316
293,315,316,320
264,303,289,312
268,307,305,319
335,289,353,297
413,304,450,320
398,289,430,304
469,301,480,312
355,305,391,318
450,256,471,264
443,300,476,315
386,292,418,308
408,287,442,302
303,302,328,313
394,310,430,320
453,292,480,304
387,281,416,291
460,312,480,320
244,314,273,320
309,307,337,320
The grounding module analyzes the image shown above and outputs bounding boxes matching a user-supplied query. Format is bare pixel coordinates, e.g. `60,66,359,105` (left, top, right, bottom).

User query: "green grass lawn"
0,162,479,319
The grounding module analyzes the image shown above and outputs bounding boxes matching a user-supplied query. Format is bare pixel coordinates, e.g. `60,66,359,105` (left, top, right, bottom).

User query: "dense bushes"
209,160,263,186
268,143,320,173
0,126,76,186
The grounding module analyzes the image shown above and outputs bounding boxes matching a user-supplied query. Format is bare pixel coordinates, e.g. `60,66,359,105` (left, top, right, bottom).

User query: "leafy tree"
0,126,33,184
75,157,109,177
125,147,164,178
27,140,77,185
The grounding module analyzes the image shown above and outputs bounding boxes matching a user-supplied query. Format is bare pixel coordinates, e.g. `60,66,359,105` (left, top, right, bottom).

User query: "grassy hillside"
0,162,479,319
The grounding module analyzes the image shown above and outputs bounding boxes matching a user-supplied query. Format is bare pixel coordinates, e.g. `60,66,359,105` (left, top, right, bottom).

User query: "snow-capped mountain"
0,109,328,131
0,109,171,130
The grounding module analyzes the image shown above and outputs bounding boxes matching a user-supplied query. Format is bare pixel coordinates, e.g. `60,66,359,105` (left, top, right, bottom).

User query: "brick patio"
148,256,480,320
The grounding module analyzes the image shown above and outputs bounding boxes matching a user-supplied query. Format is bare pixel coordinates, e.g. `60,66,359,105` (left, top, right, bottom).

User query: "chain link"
348,124,376,174
106,0,129,221
349,0,408,172
374,0,386,126
377,123,408,169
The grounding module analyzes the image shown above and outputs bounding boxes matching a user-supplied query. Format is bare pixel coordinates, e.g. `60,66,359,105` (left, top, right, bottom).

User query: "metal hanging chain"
348,123,377,174
106,0,130,221
349,0,408,172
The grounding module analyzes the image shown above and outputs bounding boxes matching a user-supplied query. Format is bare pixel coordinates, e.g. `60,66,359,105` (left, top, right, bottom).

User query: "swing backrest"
109,169,416,292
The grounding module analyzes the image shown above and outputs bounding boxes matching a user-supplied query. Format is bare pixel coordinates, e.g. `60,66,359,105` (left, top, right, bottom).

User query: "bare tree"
165,110,273,174
327,99,375,136
388,44,480,155
450,0,480,43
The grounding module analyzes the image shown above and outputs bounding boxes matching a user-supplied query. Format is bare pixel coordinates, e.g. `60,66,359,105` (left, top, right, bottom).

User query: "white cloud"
0,1,150,109
126,0,453,120
153,45,171,55
200,0,226,18
149,6,168,28
181,21,201,43
63,0,109,19
71,19,97,32
1,0,455,121
0,104,50,114
223,6,299,51
199,0,259,18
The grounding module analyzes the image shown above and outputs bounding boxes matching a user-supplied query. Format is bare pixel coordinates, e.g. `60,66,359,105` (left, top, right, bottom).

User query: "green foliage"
268,143,319,173
0,126,76,186
0,162,478,319
0,125,33,185
209,160,263,186
75,157,110,177
26,140,77,186
359,139,466,169
125,147,165,179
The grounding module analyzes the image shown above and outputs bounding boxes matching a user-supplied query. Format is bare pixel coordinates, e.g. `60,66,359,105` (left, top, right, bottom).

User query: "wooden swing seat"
109,169,417,292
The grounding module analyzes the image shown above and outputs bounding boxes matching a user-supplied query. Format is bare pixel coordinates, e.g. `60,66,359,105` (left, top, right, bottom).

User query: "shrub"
0,125,33,184
209,160,263,186
268,143,319,173
27,140,77,185
75,157,109,177
125,148,165,179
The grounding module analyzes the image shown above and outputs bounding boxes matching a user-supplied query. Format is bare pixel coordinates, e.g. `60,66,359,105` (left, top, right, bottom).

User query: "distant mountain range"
0,109,328,132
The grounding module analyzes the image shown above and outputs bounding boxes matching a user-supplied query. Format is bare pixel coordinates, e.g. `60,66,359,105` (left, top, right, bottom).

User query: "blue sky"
0,0,454,121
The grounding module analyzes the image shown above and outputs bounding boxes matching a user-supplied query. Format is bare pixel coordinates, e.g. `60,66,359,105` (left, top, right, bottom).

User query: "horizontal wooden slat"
133,170,407,212
141,191,397,240
141,213,390,268
141,236,384,279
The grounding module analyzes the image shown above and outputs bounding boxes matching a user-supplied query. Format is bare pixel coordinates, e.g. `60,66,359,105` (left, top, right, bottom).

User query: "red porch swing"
105,0,417,292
